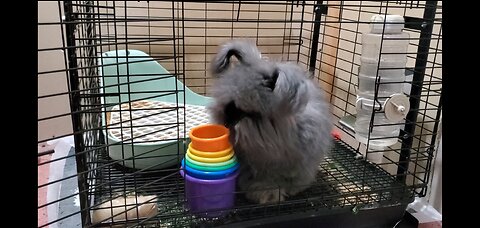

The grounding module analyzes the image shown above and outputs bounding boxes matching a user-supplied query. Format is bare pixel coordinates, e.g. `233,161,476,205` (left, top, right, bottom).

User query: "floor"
38,138,81,228
38,149,53,227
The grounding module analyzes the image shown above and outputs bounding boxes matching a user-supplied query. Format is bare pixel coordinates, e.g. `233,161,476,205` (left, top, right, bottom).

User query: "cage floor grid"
88,140,413,227
107,100,210,143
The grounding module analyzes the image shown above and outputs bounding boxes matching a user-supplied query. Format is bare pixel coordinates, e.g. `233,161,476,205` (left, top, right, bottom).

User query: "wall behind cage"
38,1,73,142
95,1,308,96
38,1,310,141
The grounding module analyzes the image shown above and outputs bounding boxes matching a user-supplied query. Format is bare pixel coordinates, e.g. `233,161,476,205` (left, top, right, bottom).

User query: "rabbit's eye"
261,69,279,91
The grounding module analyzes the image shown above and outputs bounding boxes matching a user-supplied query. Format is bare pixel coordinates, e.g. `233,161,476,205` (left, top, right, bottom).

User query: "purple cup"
180,169,239,218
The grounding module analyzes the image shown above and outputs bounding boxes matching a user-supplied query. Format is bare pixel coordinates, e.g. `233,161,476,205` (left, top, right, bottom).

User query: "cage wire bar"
37,1,442,227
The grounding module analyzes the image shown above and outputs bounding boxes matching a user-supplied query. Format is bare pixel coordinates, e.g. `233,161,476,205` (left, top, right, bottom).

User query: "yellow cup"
186,148,234,163
188,143,233,158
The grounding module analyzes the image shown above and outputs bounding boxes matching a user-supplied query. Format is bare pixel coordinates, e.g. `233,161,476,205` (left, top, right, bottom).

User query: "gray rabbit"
207,40,333,204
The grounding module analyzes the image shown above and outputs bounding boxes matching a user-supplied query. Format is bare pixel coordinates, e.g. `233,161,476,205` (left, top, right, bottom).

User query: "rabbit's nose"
261,69,279,91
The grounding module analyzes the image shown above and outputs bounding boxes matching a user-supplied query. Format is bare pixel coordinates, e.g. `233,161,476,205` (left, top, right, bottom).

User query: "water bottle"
355,15,411,161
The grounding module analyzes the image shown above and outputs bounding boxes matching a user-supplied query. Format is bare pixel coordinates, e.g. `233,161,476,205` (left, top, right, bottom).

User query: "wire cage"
37,1,442,227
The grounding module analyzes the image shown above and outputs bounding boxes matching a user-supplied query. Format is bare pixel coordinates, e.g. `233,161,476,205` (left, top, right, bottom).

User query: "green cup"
185,156,238,171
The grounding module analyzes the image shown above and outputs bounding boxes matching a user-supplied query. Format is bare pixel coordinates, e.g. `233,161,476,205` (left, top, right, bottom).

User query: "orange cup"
189,124,230,152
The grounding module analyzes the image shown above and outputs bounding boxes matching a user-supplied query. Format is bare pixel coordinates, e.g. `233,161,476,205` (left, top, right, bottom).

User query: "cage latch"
404,16,429,31
315,3,328,15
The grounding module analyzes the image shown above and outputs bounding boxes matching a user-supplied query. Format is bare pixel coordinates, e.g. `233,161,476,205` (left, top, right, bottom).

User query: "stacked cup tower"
180,124,239,218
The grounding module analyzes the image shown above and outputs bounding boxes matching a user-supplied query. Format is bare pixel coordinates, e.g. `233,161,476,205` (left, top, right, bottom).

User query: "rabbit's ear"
211,40,262,76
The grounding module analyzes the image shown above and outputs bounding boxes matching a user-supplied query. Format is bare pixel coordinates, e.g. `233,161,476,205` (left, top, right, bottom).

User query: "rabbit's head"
209,40,311,127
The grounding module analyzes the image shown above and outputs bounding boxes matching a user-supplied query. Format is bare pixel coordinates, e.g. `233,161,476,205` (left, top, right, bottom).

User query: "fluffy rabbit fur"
207,40,333,204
